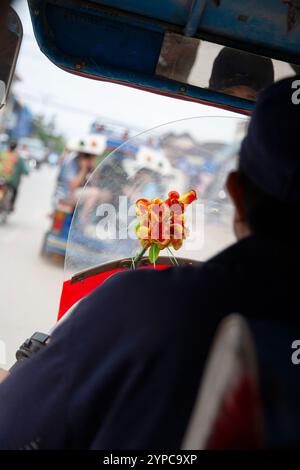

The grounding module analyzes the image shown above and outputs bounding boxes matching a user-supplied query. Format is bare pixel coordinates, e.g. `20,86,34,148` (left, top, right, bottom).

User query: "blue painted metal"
44,233,67,256
61,212,73,239
27,0,300,114
46,3,164,75
106,138,139,154
27,0,253,114
184,0,207,37
10,104,33,139
30,0,300,58
87,0,192,27
44,211,73,257
97,0,300,58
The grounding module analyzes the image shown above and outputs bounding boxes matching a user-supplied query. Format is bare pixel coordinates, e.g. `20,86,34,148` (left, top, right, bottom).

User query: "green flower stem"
132,245,148,269
167,247,179,266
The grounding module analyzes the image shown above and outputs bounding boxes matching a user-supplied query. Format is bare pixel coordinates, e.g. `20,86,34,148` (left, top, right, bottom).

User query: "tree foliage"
32,114,65,154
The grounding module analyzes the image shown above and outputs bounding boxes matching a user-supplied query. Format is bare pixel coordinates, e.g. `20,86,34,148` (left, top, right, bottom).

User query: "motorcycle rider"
0,139,28,211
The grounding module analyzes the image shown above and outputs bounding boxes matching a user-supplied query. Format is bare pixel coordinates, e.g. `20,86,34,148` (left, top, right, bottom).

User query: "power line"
18,90,101,117
13,89,145,133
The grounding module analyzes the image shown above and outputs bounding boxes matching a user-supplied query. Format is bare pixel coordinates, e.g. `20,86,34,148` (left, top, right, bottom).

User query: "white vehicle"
66,134,107,156
17,137,48,169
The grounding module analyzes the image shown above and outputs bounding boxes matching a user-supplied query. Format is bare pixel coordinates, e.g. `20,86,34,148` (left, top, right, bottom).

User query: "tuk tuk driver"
54,142,111,218
54,146,96,205
0,76,300,449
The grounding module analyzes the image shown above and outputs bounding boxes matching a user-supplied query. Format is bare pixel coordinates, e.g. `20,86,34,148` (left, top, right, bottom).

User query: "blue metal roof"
27,0,300,114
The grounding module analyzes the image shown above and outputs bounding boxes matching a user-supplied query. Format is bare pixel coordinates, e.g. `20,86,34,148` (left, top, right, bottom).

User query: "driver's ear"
226,171,247,223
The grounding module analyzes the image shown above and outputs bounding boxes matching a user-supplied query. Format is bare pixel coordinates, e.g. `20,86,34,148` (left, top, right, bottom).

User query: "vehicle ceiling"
27,0,300,113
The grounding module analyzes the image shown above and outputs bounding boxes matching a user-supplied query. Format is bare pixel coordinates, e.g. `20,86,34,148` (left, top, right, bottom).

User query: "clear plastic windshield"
65,116,247,279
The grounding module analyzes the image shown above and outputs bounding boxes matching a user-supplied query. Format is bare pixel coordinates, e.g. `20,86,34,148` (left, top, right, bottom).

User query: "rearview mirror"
0,7,23,109
27,0,300,115
156,33,296,103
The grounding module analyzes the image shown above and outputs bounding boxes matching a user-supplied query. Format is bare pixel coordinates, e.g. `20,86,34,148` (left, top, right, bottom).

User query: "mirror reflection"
0,7,22,108
156,33,298,101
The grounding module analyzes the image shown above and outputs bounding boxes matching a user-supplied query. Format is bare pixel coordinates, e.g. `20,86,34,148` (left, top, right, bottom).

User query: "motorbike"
0,178,14,224
41,202,74,262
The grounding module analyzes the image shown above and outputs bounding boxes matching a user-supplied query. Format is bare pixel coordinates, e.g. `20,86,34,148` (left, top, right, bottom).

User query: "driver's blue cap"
239,76,300,204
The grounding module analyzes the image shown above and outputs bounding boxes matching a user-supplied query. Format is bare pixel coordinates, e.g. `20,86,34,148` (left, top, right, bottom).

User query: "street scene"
0,3,241,368
0,165,61,367
0,116,238,367
0,0,300,457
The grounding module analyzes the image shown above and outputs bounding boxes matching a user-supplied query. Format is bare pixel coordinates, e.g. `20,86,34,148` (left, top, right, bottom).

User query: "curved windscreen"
65,116,247,279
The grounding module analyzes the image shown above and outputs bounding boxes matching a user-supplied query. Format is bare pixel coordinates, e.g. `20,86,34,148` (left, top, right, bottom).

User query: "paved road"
0,165,63,368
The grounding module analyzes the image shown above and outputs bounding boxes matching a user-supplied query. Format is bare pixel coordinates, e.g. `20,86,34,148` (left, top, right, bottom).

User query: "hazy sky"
13,1,238,140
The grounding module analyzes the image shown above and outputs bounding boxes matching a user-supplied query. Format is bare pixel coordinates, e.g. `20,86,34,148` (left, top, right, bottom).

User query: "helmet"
66,134,107,156
123,145,172,177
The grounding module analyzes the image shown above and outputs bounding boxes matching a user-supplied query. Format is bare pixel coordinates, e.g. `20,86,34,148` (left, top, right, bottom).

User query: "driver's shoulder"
85,256,233,325
64,252,240,363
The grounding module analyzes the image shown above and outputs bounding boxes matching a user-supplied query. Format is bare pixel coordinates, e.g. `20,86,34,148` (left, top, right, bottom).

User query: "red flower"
135,190,197,257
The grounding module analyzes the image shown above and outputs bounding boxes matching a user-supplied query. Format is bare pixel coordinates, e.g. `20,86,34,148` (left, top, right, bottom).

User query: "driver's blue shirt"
0,235,299,449
54,153,80,202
